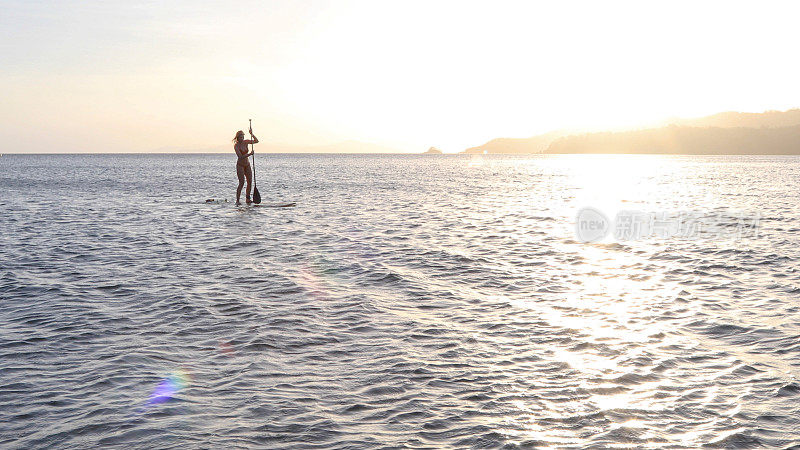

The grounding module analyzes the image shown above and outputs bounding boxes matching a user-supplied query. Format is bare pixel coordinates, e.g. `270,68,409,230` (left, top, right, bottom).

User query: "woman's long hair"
232,130,245,143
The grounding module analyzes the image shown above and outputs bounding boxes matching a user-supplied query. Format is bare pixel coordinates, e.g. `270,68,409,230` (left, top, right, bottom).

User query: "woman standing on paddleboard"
232,129,258,205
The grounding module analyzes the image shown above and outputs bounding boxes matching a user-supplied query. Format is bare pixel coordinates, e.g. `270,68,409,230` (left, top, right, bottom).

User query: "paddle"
249,118,261,204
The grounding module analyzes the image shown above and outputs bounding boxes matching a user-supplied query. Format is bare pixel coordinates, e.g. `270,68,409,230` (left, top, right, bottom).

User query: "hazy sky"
2,0,800,153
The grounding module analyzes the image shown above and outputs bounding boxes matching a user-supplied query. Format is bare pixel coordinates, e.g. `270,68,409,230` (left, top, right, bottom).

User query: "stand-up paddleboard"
252,202,296,208
205,199,295,207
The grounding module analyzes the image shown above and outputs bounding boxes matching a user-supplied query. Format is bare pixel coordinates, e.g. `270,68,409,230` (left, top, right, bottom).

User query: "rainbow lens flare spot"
147,368,191,406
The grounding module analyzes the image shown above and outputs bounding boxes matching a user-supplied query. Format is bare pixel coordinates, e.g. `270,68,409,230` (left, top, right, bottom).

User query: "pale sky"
2,0,800,153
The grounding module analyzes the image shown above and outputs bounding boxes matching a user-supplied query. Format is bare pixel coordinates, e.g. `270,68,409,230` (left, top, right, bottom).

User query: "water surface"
1,154,799,448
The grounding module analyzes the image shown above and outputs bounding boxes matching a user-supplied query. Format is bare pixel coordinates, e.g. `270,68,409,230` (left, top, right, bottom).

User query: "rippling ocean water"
1,153,799,448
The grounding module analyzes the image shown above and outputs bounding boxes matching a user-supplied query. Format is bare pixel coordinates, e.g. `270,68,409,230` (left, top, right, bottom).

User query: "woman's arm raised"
245,133,258,144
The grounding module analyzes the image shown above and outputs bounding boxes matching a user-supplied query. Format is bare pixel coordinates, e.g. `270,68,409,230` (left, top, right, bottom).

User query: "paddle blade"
253,187,261,204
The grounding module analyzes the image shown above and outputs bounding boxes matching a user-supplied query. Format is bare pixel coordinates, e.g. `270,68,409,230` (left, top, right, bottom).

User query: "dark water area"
1,153,799,448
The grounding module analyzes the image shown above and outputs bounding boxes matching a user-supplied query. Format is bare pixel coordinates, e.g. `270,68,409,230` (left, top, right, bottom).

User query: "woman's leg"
244,164,253,203
236,164,245,204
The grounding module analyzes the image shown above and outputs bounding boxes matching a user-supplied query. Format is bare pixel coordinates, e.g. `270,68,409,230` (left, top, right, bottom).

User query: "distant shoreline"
462,109,800,155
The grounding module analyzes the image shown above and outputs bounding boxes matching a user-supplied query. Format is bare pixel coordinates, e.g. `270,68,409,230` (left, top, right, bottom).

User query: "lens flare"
145,368,192,408
297,258,337,300
219,340,235,357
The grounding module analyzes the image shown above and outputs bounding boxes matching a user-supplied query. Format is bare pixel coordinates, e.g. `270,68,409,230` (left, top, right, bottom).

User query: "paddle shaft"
249,119,256,188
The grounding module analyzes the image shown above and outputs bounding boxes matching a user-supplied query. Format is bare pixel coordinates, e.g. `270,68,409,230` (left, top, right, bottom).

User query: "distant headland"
462,109,800,155
423,147,443,154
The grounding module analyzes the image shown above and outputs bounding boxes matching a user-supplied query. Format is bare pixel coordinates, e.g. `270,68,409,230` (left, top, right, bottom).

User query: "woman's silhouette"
232,129,258,205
